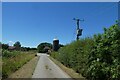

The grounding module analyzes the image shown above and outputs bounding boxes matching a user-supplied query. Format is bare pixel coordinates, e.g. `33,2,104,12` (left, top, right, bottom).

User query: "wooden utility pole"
73,18,84,40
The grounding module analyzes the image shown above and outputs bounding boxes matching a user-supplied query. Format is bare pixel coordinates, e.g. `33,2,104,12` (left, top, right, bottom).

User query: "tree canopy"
14,41,21,50
2,44,9,50
37,42,52,53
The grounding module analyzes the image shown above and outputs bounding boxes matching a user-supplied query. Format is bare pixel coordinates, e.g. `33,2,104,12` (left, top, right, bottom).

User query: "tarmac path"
32,53,72,79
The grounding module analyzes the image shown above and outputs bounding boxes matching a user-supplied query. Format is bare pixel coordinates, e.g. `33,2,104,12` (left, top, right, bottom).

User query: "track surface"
32,53,71,78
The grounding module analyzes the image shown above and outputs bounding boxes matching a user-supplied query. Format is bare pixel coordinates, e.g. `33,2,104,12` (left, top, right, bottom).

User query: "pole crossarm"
73,18,84,40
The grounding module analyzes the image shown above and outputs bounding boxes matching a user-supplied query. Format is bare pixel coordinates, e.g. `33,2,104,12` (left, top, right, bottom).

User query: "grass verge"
9,56,39,78
2,51,36,79
49,56,86,80
0,56,2,79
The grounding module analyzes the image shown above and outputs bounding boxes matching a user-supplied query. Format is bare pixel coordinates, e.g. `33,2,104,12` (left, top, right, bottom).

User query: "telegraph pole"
73,18,84,40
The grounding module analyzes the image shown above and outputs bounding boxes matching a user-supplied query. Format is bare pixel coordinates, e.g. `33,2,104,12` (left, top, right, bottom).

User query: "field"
0,56,2,79
2,50,36,79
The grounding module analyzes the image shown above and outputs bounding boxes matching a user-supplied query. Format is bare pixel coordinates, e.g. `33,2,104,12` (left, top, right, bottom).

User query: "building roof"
8,46,15,50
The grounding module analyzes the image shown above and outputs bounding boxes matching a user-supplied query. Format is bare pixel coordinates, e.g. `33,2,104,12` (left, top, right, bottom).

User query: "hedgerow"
87,24,120,80
51,23,120,79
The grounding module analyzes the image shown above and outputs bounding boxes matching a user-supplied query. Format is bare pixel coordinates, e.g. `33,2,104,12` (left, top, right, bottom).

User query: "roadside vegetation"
2,50,36,79
0,56,1,79
0,44,2,79
51,23,120,80
49,56,84,80
8,55,39,78
1,41,37,79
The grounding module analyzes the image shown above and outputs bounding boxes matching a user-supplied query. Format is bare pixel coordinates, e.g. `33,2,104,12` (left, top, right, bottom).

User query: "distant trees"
59,44,64,47
0,42,1,48
37,42,52,53
21,47,29,51
2,44,9,50
14,41,21,51
30,48,37,50
21,47,37,51
1,41,37,51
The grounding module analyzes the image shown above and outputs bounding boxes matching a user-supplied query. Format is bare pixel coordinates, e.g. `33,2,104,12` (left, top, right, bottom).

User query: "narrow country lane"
32,53,72,79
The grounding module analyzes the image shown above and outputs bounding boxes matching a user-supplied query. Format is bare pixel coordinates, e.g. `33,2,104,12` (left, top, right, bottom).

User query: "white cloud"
9,41,14,46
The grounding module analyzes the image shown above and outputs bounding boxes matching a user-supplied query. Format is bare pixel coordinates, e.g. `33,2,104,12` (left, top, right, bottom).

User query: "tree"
59,44,64,47
30,48,37,50
14,41,21,51
0,42,2,49
2,44,9,50
37,42,52,53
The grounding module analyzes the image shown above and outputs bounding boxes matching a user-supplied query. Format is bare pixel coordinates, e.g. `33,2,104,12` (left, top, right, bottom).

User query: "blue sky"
2,2,118,47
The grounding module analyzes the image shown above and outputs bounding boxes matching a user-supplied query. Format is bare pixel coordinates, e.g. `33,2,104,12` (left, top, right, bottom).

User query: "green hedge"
87,24,120,79
51,37,94,76
51,23,120,80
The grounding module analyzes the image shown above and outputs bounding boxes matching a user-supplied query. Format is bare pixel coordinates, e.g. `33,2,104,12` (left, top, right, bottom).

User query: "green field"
2,50,36,79
0,56,2,79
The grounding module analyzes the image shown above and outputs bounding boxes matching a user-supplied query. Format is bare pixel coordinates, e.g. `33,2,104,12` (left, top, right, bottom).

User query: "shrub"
86,24,120,79
51,23,120,79
51,37,94,76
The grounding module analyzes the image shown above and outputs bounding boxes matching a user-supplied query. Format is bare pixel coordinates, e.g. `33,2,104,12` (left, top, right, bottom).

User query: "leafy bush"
2,50,20,58
51,23,120,79
87,24,120,79
51,37,94,76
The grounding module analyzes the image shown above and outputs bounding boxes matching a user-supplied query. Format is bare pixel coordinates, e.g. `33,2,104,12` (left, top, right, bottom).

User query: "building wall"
53,39,59,51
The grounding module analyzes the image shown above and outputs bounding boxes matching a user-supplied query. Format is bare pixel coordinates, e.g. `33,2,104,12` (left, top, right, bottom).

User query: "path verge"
9,56,39,78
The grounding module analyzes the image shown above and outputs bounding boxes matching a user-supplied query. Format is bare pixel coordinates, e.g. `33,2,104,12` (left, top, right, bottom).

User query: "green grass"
2,50,36,79
49,56,85,80
0,56,2,79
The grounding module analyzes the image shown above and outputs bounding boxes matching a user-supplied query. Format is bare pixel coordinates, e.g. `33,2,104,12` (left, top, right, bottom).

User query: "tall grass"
2,50,36,79
0,56,2,79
